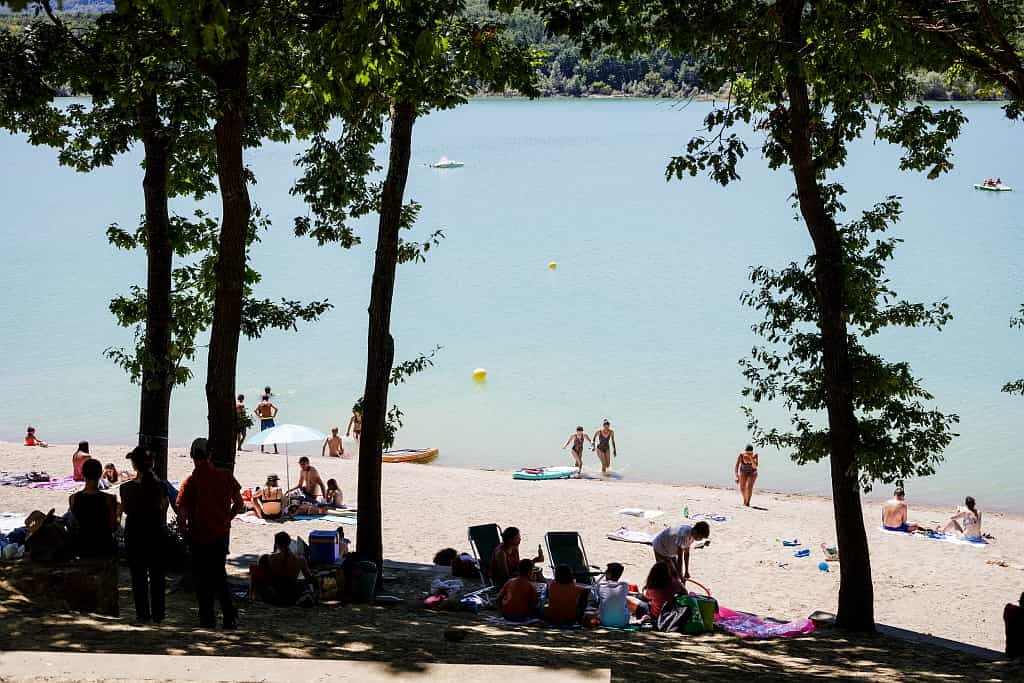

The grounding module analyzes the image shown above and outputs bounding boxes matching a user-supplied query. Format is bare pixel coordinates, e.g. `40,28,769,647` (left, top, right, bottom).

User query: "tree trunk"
137,93,174,480
357,101,416,575
781,0,874,632
203,51,251,471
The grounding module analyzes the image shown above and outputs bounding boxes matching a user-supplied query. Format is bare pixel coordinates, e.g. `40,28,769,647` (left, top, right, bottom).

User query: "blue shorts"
260,418,275,431
883,523,910,533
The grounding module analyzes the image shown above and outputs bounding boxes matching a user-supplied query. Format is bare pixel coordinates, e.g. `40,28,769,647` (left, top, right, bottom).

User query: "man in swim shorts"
254,394,279,454
322,427,345,458
881,487,922,533
287,457,326,502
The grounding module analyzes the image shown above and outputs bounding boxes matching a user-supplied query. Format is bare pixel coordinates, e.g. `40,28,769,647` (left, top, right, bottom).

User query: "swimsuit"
739,462,755,475
261,418,275,430
883,523,910,533
597,433,610,453
572,434,585,455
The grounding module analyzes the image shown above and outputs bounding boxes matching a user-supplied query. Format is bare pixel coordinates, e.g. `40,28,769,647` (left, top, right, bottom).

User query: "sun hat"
24,509,55,541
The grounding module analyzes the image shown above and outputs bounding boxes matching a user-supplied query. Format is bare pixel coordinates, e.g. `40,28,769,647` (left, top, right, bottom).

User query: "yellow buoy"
472,368,488,382
548,261,558,270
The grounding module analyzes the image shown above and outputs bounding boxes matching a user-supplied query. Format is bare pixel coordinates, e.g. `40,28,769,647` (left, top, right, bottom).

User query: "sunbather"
498,558,539,620
591,562,631,628
325,478,343,507
72,442,91,482
490,526,544,587
881,487,924,532
252,474,284,520
545,564,590,625
941,496,983,541
24,426,48,447
257,531,316,607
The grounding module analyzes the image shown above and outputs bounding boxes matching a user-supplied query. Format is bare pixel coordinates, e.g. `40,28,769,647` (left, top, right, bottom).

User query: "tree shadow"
1,562,1022,681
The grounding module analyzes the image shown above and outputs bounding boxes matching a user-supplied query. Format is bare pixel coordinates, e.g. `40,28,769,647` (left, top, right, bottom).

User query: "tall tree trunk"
137,93,174,480
357,101,416,575
781,0,874,632
204,51,251,471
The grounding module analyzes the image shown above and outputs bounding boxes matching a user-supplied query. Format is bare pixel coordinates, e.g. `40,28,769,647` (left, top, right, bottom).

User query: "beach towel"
714,605,816,638
0,512,27,534
27,475,81,491
878,526,987,547
688,513,729,523
234,514,271,526
616,508,664,520
0,472,51,487
606,527,653,544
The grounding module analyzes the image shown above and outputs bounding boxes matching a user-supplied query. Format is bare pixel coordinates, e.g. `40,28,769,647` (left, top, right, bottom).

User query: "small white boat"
974,182,1012,192
430,156,464,169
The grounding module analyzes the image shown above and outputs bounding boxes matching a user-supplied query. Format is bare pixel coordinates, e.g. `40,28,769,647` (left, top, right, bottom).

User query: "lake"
1,99,1021,510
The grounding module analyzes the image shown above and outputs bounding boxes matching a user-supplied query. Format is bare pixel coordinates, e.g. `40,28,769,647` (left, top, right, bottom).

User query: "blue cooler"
309,530,340,565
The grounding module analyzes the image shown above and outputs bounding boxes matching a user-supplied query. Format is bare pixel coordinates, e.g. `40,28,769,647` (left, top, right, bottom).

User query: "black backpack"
655,600,692,632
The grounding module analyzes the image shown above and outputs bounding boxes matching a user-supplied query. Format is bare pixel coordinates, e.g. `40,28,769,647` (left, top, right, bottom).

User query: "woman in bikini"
346,402,362,441
734,444,759,507
253,474,284,520
562,426,592,472
941,495,983,541
591,420,616,475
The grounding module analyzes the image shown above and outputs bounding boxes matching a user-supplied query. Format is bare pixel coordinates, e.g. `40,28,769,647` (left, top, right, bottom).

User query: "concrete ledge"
0,652,611,682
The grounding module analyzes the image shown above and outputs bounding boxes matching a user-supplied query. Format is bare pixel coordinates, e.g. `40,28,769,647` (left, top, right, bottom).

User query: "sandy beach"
2,440,1022,673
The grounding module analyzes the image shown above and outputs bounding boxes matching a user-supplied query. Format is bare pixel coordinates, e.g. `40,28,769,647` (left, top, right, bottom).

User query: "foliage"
739,198,959,491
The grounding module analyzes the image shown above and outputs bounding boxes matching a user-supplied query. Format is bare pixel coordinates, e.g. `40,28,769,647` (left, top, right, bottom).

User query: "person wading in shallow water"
591,420,617,475
562,426,592,472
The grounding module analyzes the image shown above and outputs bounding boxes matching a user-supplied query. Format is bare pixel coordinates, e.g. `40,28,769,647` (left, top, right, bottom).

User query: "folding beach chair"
544,531,604,586
466,523,503,604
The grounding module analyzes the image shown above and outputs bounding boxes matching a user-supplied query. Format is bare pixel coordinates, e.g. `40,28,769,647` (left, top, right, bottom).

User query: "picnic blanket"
606,527,653,544
27,475,81,491
714,605,816,638
878,526,987,547
0,472,51,487
0,512,27,534
616,508,664,520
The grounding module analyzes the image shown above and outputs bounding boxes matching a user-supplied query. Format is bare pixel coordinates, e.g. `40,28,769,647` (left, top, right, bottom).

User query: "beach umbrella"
244,423,327,490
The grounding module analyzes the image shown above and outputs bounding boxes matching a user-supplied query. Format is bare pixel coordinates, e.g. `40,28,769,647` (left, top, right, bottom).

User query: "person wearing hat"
119,446,169,623
252,474,284,520
67,458,117,559
176,437,244,629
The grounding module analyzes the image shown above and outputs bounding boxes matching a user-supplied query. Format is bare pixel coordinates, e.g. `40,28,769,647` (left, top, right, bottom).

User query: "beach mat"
606,527,652,544
878,527,987,547
715,605,815,638
27,475,81,491
616,508,664,520
0,472,51,488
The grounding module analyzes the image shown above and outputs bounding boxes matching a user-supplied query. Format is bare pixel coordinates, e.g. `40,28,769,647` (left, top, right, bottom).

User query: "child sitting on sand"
592,562,631,628
498,558,539,621
325,478,343,507
642,561,683,620
24,426,48,447
545,564,590,626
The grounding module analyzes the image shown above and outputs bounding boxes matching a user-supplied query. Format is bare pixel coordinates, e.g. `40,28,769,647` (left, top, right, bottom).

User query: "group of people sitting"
490,522,711,628
882,487,985,541
249,457,344,520
72,442,132,488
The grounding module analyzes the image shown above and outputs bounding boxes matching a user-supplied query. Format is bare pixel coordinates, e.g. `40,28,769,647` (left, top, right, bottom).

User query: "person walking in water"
254,394,279,454
562,426,592,472
346,402,362,442
591,420,617,475
734,444,759,507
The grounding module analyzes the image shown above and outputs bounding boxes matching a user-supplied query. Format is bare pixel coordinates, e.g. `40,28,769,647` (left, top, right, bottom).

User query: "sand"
1,440,1022,662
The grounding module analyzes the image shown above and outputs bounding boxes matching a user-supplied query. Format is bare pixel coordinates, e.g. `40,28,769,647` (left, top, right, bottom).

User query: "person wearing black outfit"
119,447,169,624
68,458,117,559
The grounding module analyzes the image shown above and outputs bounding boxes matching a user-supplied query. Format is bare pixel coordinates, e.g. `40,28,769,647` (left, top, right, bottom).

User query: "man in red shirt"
177,438,244,629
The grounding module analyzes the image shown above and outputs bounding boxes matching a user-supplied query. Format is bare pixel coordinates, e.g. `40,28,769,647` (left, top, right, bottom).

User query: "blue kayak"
513,466,577,481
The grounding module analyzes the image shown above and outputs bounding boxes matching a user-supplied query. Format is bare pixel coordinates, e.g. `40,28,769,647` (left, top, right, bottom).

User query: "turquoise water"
1,99,1022,510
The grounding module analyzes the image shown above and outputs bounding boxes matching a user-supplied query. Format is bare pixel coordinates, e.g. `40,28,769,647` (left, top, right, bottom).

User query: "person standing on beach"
346,403,362,442
591,420,617,475
120,447,169,624
562,427,592,472
734,445,759,507
235,394,250,452
177,438,244,629
650,522,709,581
254,394,279,454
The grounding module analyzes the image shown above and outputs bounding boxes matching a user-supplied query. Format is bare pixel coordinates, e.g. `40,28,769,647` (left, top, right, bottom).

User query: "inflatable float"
381,448,439,464
512,466,577,480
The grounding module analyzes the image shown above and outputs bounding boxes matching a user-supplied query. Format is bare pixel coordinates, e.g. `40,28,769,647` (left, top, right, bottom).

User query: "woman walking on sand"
562,426,592,472
734,445,759,506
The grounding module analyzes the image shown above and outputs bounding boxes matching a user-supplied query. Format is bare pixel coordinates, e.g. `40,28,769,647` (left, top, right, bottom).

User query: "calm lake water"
1,99,1022,510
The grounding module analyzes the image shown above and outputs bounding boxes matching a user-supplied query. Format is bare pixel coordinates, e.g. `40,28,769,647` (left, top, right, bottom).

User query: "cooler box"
309,530,340,565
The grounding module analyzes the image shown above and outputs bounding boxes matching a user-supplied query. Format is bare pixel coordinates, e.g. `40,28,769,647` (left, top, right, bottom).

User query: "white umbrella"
244,423,327,490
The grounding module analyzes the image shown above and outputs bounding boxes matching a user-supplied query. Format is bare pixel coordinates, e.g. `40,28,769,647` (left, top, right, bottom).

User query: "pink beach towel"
27,475,81,491
714,605,815,638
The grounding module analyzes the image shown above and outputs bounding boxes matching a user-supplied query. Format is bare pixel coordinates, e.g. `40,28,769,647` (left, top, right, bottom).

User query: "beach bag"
655,600,692,633
676,595,714,634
